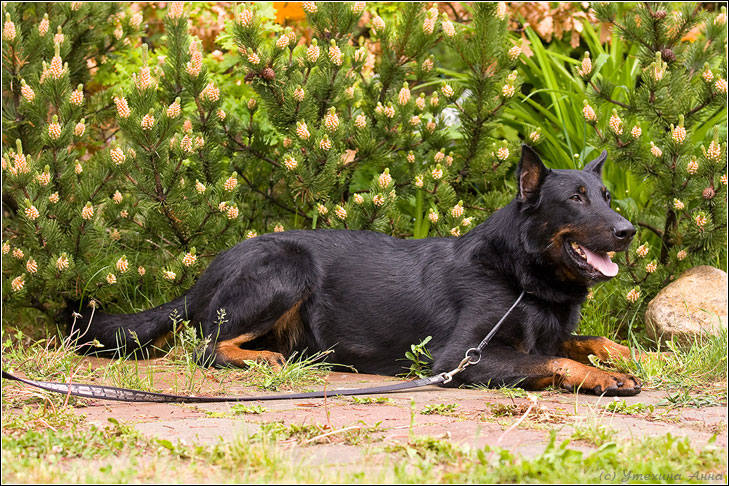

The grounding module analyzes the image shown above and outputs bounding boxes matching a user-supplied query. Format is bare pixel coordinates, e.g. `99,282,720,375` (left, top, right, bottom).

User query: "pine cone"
652,9,667,19
660,48,676,63
262,67,275,81
702,187,715,200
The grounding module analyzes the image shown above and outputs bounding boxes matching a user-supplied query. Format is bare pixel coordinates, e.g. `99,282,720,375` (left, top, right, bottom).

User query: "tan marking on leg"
272,300,303,354
216,344,285,370
150,320,186,355
559,336,638,364
151,331,175,351
216,333,285,370
219,333,260,347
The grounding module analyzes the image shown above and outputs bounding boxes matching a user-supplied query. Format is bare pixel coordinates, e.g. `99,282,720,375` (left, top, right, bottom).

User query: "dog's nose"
613,221,636,242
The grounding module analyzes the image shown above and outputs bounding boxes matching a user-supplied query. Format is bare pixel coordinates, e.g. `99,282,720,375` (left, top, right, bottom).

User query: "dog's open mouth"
567,240,618,278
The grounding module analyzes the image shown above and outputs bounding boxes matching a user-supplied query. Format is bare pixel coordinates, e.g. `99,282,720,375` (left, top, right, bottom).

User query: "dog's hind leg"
191,239,314,370
193,294,305,370
196,301,305,370
212,333,287,370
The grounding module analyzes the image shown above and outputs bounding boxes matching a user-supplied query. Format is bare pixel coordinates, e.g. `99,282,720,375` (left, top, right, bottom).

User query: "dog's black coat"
71,146,637,391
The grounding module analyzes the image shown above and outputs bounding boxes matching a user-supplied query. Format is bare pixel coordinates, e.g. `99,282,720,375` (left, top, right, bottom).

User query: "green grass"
2,351,726,484
494,385,529,400
351,396,394,405
248,420,385,446
421,403,459,415
398,335,434,378
658,389,727,409
571,422,617,447
2,413,725,483
1,327,96,408
238,349,336,391
205,403,267,418
615,328,728,392
3,291,726,484
604,399,655,415
2,321,338,399
576,280,727,397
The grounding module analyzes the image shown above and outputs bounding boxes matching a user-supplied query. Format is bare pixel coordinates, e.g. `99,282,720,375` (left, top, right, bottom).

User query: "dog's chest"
511,299,580,355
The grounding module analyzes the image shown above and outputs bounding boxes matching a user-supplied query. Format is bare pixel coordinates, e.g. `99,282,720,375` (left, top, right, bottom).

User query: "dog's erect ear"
517,144,549,202
583,150,608,177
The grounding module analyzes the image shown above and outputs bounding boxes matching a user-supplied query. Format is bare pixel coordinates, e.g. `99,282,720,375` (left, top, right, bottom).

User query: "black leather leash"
2,291,525,403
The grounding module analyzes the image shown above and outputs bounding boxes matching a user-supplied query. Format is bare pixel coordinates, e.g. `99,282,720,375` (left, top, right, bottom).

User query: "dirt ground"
63,359,727,464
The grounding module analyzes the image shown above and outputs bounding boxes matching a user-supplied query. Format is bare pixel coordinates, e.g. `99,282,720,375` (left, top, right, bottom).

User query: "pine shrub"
584,3,727,318
2,3,143,318
2,2,523,323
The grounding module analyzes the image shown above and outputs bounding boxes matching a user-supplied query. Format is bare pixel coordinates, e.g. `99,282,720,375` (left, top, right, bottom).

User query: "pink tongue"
580,245,619,277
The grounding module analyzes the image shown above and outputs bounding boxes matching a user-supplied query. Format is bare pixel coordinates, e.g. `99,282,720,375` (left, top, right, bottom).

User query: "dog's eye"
604,191,611,203
569,194,583,203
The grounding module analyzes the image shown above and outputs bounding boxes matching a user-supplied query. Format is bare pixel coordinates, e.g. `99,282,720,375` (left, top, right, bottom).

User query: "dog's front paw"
557,361,642,396
584,372,641,396
257,350,287,371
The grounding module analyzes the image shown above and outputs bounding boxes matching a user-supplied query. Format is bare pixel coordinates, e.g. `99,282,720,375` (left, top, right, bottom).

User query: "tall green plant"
503,10,648,201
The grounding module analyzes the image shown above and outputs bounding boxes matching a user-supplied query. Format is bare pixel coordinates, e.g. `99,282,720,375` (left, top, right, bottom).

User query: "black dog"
71,145,644,396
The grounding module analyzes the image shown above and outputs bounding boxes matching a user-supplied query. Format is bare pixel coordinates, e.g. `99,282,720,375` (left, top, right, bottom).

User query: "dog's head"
516,145,635,285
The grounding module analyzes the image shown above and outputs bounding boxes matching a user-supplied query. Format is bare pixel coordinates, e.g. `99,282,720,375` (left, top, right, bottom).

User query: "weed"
252,421,322,442
2,404,82,435
247,419,385,446
98,356,156,392
399,336,434,378
659,389,727,409
2,413,725,483
205,403,267,418
2,416,148,476
165,310,213,393
241,350,335,391
571,423,617,447
604,398,654,415
335,421,385,446
495,386,528,400
229,403,267,414
615,329,728,392
489,402,527,418
386,436,461,464
468,432,725,483
408,399,417,441
421,403,459,415
351,396,394,405
487,401,567,425
1,328,94,408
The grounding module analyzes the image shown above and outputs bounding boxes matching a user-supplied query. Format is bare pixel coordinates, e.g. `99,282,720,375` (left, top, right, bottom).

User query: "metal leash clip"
440,347,482,384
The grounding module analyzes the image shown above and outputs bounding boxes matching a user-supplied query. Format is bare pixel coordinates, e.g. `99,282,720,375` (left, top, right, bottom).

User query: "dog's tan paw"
553,359,642,396
565,370,642,396
257,351,286,370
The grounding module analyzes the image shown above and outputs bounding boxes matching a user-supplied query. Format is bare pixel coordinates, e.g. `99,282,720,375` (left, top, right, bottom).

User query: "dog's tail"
65,294,191,358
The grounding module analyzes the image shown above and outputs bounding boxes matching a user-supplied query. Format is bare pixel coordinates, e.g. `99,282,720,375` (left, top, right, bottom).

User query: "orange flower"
274,2,306,24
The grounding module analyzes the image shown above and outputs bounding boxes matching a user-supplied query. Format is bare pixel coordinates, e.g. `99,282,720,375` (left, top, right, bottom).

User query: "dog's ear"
517,144,549,202
583,150,607,177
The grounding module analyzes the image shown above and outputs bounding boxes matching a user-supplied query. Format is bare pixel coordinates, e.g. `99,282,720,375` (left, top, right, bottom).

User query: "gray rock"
645,265,727,347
